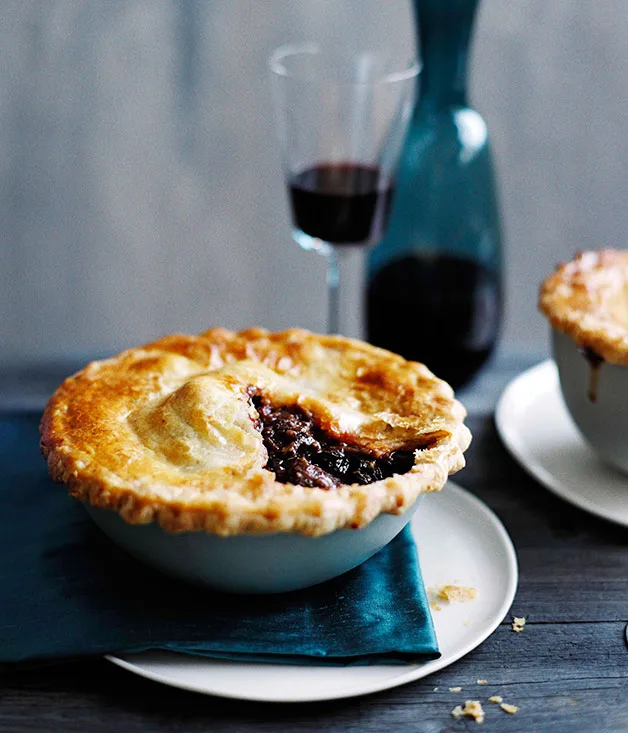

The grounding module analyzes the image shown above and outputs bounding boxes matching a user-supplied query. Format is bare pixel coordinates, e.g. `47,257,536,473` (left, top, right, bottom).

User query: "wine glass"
269,43,419,337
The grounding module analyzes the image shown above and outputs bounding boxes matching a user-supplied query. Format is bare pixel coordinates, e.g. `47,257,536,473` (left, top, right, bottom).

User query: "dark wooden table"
2,351,628,733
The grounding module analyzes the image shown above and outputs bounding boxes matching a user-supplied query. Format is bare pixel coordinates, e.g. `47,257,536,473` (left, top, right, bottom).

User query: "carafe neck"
413,0,479,114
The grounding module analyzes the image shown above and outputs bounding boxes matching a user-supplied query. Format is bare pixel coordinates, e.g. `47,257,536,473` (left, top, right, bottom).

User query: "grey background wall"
1,1,627,366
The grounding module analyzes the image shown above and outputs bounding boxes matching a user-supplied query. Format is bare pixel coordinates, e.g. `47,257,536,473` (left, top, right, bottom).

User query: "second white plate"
496,359,628,527
107,482,517,703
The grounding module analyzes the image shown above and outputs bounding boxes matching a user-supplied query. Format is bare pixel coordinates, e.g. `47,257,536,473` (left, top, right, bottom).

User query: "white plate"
496,360,628,527
106,482,517,702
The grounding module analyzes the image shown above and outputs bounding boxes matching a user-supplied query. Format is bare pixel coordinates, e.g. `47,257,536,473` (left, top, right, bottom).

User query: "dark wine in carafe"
367,253,500,390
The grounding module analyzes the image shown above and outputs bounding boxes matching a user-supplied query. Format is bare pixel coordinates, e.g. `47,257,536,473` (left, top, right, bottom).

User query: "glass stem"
325,246,367,339
326,248,340,335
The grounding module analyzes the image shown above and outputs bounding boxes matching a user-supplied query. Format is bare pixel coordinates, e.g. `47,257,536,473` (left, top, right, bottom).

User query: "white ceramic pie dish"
85,497,422,594
42,328,470,594
552,329,628,475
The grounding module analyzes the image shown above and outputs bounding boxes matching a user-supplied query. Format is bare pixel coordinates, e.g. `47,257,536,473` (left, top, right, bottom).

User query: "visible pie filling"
250,393,430,490
579,346,605,402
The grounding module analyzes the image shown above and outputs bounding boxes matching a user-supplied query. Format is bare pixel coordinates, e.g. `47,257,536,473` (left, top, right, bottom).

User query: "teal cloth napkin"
0,412,439,666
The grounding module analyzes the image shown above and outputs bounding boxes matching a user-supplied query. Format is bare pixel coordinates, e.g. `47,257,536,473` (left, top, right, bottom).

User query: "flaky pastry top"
41,328,471,536
539,250,628,364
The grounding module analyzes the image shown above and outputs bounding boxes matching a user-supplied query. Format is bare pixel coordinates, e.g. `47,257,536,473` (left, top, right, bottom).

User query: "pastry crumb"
449,686,462,692
512,616,526,632
437,584,478,604
433,686,439,692
488,696,503,704
451,700,485,724
476,679,487,685
500,703,519,715
430,600,442,611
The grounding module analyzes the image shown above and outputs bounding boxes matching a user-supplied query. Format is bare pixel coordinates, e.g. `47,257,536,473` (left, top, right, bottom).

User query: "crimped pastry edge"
40,327,471,537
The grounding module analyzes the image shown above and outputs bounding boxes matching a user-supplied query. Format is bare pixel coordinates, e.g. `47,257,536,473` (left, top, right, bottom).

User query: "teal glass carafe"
366,0,502,390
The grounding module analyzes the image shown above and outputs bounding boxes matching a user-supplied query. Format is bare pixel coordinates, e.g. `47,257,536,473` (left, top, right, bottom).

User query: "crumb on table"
449,686,462,692
451,700,485,724
476,679,487,685
488,696,503,704
512,616,526,632
500,702,520,715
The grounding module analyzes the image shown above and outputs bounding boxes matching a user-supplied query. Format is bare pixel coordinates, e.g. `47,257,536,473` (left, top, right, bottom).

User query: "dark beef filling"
250,394,428,490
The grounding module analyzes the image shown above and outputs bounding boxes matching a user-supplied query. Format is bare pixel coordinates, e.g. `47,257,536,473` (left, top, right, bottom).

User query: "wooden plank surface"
2,383,628,731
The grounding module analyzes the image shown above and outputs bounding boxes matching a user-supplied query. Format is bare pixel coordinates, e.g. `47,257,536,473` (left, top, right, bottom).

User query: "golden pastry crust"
41,327,471,536
539,249,628,364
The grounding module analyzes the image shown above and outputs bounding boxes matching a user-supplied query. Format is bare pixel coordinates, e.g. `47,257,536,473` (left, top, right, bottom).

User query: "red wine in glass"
289,163,394,247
